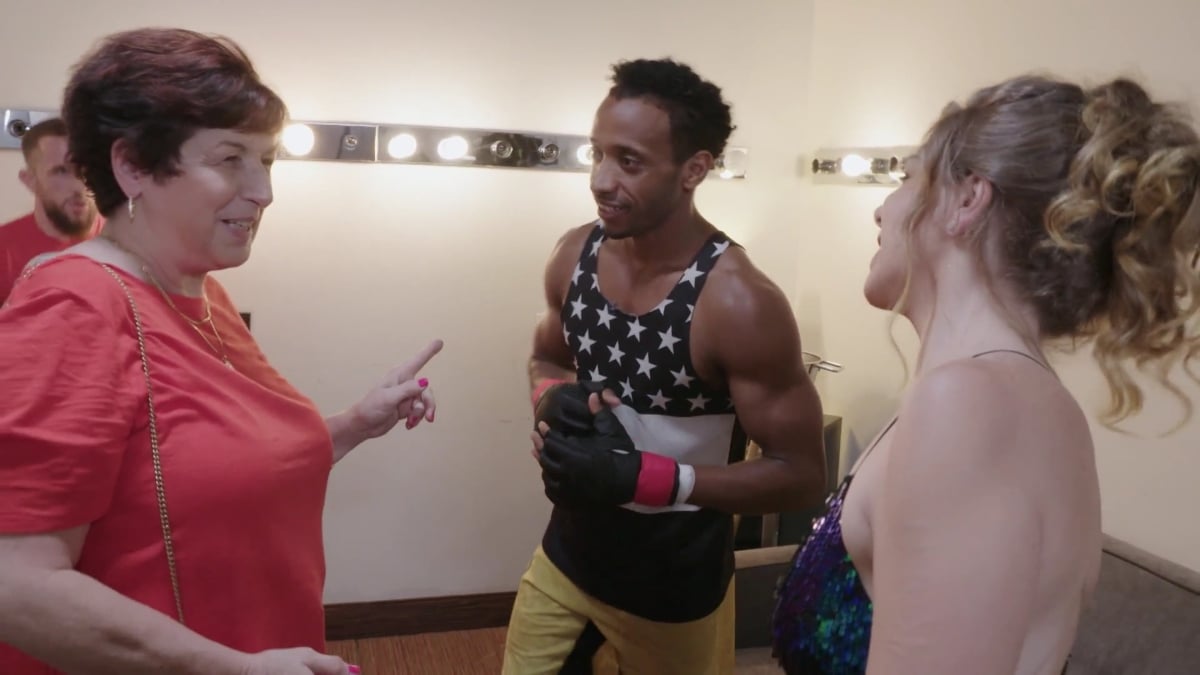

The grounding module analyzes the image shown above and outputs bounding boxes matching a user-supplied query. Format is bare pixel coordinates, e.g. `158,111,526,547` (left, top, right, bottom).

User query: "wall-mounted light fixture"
1,108,59,150
810,147,915,186
2,107,749,179
278,119,748,179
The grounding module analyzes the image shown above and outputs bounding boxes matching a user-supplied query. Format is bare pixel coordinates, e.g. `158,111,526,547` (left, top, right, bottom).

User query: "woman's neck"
901,258,1045,376
102,218,206,297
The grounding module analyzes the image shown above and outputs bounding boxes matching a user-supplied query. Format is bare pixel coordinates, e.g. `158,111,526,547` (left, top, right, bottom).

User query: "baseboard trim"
325,591,517,641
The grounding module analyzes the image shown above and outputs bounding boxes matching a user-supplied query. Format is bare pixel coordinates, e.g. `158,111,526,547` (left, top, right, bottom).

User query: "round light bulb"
282,123,315,156
840,154,870,178
576,144,594,165
437,135,469,161
388,133,418,159
719,147,749,177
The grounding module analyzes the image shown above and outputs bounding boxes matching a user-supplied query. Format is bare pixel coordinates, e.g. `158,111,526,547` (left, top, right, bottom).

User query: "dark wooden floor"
327,628,783,674
327,627,507,674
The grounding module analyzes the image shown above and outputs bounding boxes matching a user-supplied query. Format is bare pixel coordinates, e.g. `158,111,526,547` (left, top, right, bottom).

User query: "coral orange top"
0,255,332,673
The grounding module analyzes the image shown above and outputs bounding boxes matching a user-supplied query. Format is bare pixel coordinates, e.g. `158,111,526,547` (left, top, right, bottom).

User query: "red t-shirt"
0,255,333,673
0,213,103,306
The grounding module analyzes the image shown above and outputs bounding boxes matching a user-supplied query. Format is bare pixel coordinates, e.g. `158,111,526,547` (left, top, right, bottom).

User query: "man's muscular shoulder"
699,246,793,328
545,222,600,305
691,246,801,382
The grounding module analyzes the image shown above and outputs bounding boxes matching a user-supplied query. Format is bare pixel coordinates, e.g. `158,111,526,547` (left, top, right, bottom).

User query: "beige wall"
1,0,1196,608
805,0,1200,573
0,0,817,602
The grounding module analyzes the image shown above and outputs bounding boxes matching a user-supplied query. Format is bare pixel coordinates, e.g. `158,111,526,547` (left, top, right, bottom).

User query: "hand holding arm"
0,528,358,675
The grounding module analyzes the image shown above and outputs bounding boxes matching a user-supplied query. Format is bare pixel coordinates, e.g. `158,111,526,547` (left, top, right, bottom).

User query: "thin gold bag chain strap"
19,258,184,622
95,263,186,624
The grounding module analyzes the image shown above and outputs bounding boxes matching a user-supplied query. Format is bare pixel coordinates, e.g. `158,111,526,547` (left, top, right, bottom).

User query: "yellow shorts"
502,546,735,675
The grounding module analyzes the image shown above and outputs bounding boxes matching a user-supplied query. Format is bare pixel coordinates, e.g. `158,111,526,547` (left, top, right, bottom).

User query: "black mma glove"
539,406,682,509
532,379,604,435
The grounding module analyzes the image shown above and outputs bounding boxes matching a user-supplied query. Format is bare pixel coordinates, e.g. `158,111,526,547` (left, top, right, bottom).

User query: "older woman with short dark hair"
0,27,440,675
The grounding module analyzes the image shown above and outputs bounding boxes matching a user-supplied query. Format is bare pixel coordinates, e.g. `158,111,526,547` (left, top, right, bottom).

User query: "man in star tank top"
502,57,828,675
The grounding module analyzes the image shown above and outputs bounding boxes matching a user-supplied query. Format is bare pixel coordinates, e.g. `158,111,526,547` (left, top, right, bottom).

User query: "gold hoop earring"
128,197,136,224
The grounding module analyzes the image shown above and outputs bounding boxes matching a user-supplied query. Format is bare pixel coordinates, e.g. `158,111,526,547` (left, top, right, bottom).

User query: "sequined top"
771,471,873,675
770,414,898,675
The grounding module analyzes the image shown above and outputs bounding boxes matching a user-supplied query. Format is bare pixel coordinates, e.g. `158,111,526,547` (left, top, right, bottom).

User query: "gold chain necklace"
144,270,234,370
103,235,234,369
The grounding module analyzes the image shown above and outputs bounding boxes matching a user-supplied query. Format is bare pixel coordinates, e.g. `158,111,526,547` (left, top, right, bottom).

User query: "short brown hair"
19,117,67,164
61,28,288,216
904,75,1200,424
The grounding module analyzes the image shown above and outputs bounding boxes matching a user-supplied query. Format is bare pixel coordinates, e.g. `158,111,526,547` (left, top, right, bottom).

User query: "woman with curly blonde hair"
773,75,1200,675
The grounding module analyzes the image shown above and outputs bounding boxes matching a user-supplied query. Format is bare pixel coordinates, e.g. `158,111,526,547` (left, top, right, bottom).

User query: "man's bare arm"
528,226,592,392
687,269,826,514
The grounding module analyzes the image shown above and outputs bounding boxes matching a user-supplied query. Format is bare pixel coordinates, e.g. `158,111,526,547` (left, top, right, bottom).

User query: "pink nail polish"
348,666,362,674
405,420,415,430
418,377,429,388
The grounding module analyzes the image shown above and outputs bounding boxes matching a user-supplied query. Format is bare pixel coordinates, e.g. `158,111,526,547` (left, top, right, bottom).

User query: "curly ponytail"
909,75,1200,425
1044,79,1200,424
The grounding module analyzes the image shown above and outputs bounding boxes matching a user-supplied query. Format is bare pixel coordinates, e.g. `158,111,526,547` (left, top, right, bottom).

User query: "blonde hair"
899,75,1200,425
